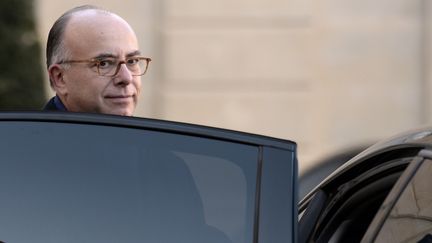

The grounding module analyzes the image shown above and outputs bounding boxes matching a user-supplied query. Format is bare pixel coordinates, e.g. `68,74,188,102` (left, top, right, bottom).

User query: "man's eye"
98,60,115,69
126,58,139,65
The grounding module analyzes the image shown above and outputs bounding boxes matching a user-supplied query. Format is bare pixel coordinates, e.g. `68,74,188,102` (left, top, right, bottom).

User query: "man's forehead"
63,10,139,58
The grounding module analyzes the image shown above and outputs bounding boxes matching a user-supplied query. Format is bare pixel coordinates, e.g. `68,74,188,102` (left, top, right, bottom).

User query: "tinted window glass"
0,121,259,243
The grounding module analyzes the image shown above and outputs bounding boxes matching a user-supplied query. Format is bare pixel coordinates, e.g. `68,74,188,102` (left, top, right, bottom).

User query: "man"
43,5,151,116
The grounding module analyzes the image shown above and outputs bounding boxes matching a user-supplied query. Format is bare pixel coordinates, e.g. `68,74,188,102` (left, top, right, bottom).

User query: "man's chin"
102,107,134,116
103,98,136,116
110,110,134,116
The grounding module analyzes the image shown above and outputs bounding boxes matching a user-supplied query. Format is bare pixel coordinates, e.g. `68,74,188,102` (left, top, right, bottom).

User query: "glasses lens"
97,59,117,76
132,58,147,76
98,58,149,77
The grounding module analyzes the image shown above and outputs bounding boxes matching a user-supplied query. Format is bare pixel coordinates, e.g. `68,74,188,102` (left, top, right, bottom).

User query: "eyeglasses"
58,56,152,77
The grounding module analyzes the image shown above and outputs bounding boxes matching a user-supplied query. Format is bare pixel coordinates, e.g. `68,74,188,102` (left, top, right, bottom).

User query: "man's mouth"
105,95,134,103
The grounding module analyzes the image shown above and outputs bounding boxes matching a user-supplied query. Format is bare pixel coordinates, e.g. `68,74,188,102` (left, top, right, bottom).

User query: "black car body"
299,127,432,243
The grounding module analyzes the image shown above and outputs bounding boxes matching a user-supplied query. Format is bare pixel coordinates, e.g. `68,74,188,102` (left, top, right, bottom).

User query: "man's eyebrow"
92,51,142,59
93,53,117,60
126,50,142,57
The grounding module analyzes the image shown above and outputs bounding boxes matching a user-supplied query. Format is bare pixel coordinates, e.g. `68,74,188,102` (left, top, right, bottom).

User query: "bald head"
63,10,138,61
46,5,137,69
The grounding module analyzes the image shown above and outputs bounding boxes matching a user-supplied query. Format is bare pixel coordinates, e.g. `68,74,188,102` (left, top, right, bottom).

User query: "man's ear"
48,64,67,95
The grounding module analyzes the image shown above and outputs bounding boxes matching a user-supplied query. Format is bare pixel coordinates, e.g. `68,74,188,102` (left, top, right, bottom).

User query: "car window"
0,121,259,243
373,158,432,243
307,155,415,243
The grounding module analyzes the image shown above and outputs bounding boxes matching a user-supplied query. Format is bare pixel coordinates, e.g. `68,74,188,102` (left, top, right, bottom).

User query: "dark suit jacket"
43,97,63,111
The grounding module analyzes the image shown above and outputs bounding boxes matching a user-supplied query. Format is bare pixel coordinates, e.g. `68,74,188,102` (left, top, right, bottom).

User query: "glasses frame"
58,56,152,77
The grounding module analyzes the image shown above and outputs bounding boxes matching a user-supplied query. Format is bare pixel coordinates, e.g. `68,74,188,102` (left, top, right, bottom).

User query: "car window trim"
0,112,295,151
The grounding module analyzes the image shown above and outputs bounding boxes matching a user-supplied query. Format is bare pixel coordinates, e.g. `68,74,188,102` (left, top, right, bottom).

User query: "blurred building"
35,0,432,173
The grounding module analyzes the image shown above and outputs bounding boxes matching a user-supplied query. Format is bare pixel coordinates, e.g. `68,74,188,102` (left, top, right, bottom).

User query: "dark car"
299,127,432,243
0,112,297,243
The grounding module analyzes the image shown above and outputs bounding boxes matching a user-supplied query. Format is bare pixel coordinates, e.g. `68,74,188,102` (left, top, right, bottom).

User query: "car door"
0,112,297,243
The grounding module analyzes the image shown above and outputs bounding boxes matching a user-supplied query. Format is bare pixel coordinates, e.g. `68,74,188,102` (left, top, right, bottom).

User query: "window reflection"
375,159,432,242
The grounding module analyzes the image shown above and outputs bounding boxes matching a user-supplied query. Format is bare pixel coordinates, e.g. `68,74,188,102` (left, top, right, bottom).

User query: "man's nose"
114,63,133,85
